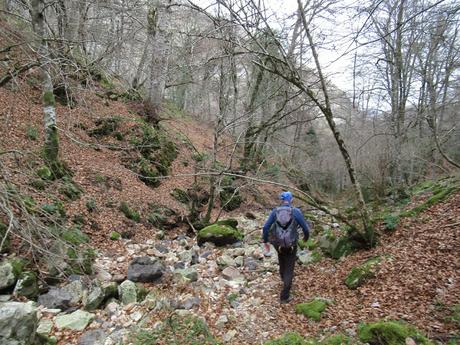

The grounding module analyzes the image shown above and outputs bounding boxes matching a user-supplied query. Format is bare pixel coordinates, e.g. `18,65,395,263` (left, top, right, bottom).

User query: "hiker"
262,191,310,303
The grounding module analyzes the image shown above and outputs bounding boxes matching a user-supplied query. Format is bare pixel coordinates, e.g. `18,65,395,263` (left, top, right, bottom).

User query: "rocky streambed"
1,211,340,345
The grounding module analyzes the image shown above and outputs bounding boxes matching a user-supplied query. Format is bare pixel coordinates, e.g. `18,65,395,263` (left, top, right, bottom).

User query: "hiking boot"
280,296,293,304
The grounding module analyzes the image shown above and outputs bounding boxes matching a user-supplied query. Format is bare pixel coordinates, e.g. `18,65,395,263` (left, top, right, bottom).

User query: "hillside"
1,69,459,345
0,11,460,345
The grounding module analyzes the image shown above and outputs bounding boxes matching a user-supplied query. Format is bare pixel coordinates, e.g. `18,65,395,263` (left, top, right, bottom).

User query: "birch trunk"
31,0,60,168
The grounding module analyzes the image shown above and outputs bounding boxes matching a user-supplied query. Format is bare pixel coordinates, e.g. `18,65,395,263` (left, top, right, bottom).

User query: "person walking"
262,191,310,303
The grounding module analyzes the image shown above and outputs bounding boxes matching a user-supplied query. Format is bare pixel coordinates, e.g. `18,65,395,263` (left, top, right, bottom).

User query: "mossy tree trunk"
31,0,60,170
146,0,171,123
295,0,374,246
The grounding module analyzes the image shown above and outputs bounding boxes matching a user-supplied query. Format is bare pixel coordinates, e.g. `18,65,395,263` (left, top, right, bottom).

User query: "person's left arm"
293,208,310,241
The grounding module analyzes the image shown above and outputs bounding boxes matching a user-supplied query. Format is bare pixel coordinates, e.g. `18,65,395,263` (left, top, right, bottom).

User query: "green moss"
72,214,85,225
86,198,97,212
197,224,244,246
345,257,381,289
136,283,149,302
299,239,317,250
62,227,89,245
330,237,353,260
43,91,55,107
133,314,219,345
171,188,190,203
44,126,59,164
30,179,47,190
402,185,457,217
265,332,310,345
37,166,53,180
447,304,460,325
358,320,434,345
14,271,39,299
67,247,96,275
59,178,83,200
110,231,121,240
41,201,66,218
26,125,38,141
138,159,160,188
119,202,140,222
319,334,350,345
383,214,399,231
295,299,328,321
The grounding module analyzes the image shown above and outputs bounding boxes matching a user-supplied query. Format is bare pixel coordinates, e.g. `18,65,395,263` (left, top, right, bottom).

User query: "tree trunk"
297,0,374,245
31,0,60,171
146,1,171,123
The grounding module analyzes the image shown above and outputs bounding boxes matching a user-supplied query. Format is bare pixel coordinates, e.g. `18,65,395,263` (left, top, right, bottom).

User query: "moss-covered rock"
0,258,25,292
345,256,381,289
37,166,53,180
197,224,243,246
14,271,39,299
319,235,353,260
358,320,434,345
264,332,311,345
110,231,120,240
295,299,328,321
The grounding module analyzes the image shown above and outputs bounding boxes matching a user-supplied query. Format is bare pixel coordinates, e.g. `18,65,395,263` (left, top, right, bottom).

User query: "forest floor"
0,67,459,344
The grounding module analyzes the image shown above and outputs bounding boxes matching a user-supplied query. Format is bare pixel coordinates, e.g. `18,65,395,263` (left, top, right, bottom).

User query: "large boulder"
127,257,164,283
13,272,39,299
38,288,72,310
54,310,95,331
0,301,38,345
197,224,243,246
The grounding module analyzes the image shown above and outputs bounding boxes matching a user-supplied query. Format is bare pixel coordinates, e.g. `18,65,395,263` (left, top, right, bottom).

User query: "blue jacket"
262,205,310,243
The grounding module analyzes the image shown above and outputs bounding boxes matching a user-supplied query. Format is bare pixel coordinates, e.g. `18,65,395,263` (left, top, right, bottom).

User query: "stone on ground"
38,288,73,310
127,256,164,283
0,301,38,345
13,271,39,299
118,280,137,305
54,310,95,331
197,224,243,246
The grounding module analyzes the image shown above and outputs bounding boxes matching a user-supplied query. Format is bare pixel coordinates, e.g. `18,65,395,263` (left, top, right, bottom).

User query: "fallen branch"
442,222,460,228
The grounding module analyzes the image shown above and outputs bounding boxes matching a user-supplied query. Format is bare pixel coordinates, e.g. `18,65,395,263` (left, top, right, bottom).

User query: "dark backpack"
271,207,298,248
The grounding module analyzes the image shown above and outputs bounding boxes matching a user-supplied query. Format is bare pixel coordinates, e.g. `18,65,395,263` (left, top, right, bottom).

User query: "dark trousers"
275,245,297,300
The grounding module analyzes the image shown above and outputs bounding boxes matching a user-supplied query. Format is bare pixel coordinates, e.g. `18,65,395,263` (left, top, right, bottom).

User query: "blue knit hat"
280,191,293,203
